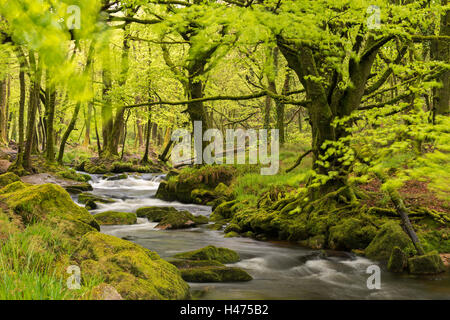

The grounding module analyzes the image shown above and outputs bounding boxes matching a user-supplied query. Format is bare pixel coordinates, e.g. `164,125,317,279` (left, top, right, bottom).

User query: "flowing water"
74,174,450,300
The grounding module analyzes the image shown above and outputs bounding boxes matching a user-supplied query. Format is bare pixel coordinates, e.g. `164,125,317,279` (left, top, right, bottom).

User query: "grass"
0,223,102,300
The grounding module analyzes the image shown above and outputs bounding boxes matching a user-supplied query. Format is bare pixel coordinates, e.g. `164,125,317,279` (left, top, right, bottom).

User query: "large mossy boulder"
94,211,137,225
64,182,93,194
211,200,238,221
365,221,413,261
387,246,408,273
169,259,251,282
0,172,20,188
180,266,252,282
174,245,240,264
328,218,377,251
408,251,446,274
71,232,189,300
136,206,208,229
1,183,99,231
156,165,236,204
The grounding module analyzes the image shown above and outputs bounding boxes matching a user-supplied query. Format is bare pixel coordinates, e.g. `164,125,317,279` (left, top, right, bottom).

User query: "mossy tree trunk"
57,102,81,164
44,74,56,162
23,50,42,172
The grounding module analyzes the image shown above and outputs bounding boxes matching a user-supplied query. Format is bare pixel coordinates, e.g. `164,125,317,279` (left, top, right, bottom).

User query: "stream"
74,173,450,300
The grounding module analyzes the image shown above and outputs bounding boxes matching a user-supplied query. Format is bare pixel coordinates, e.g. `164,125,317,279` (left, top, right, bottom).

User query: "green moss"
211,200,238,221
0,181,27,194
0,172,20,188
135,206,177,219
174,245,240,264
408,251,446,274
72,232,189,300
94,211,137,225
106,174,128,181
225,231,240,238
299,235,326,249
169,259,224,269
418,229,450,253
78,193,115,205
365,221,414,261
64,183,93,194
224,223,241,234
328,218,377,251
180,266,252,282
387,246,408,273
1,183,99,231
56,169,91,182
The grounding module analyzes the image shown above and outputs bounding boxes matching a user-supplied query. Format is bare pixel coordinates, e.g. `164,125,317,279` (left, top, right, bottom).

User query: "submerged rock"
71,232,189,300
365,221,413,261
408,251,446,274
94,211,137,225
174,245,240,264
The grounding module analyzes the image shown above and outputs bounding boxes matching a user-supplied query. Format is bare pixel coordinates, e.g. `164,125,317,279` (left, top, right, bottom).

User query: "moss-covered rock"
211,200,238,221
86,283,123,300
174,245,240,264
64,183,93,194
387,246,408,273
136,206,208,229
71,232,189,299
78,193,116,206
299,235,326,249
156,165,236,204
56,169,91,182
225,231,240,238
169,259,224,269
106,174,128,181
94,211,137,225
1,183,99,231
365,221,414,261
180,266,252,282
0,172,20,188
224,223,241,234
328,218,377,251
408,251,446,274
135,206,177,218
0,180,28,194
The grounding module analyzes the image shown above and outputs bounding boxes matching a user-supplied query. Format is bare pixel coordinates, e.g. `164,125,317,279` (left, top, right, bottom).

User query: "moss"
180,266,252,282
56,169,91,182
408,251,446,274
135,206,177,219
71,232,189,300
169,259,224,269
365,221,414,261
0,172,20,188
94,211,137,225
214,183,233,199
328,218,377,251
224,223,241,234
106,174,128,181
174,245,240,264
1,183,99,231
78,193,115,205
387,246,408,273
211,200,238,221
225,231,240,238
418,229,450,253
137,206,208,229
0,181,27,194
64,183,93,194
299,235,326,249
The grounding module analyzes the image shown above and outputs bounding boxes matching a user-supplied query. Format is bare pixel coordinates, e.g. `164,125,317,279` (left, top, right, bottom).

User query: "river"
74,173,450,300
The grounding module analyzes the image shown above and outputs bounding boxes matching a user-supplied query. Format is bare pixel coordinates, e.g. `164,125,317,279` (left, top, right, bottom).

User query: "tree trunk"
141,107,152,163
57,102,81,164
45,76,56,162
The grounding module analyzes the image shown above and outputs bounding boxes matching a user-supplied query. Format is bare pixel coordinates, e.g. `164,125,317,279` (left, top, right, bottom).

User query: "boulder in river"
136,206,208,229
365,221,414,261
71,232,189,299
94,211,137,225
388,246,408,273
174,245,240,264
169,259,252,282
78,192,115,206
408,251,446,274
20,173,93,194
